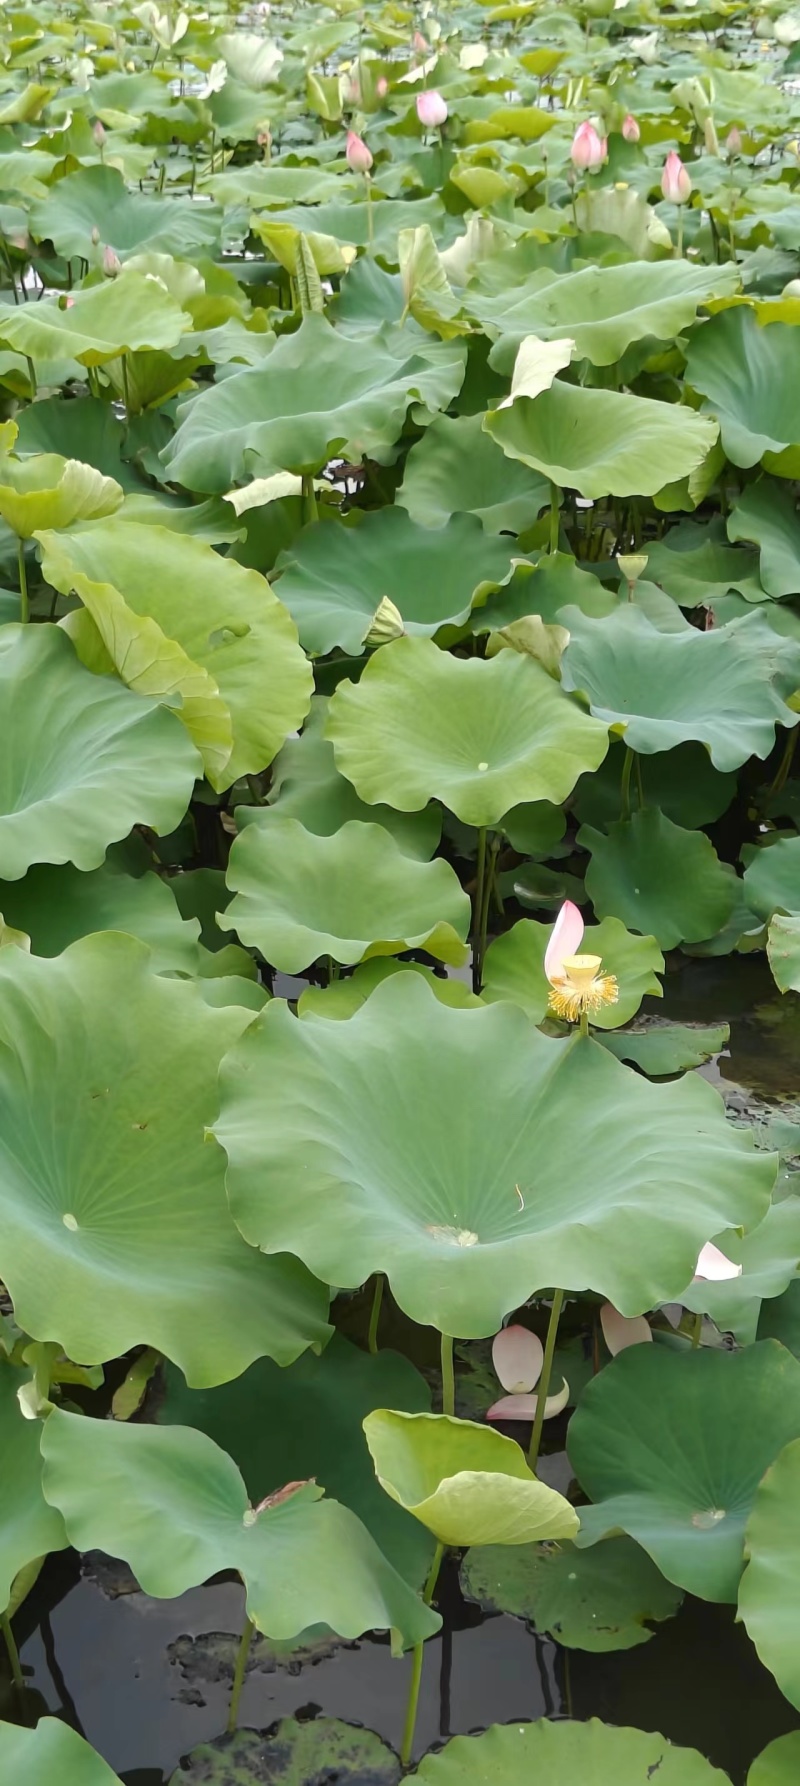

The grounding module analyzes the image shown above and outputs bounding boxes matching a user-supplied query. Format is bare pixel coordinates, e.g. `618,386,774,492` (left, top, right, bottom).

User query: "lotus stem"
227,1613,254,1732
121,352,131,417
1,1611,23,1692
620,745,634,821
17,539,28,625
477,833,498,988
399,1541,445,1767
528,1288,564,1471
365,172,374,251
635,754,644,808
25,355,36,396
368,1272,384,1354
549,482,560,554
676,208,684,259
440,1331,455,1416
690,1311,703,1349
766,727,797,806
301,474,318,525
579,1010,589,1038
472,827,487,991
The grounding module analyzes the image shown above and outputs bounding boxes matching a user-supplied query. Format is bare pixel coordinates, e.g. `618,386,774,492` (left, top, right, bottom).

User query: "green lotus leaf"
0,453,122,539
214,972,774,1338
0,1362,67,1614
251,198,445,258
484,382,719,500
0,624,200,880
412,1719,731,1786
473,553,619,634
157,1333,435,1586
0,934,329,1386
298,961,482,1021
481,915,664,1029
599,1023,730,1076
685,308,800,476
273,509,517,657
739,1435,800,1709
223,816,470,972
579,809,738,948
472,259,739,371
742,836,800,921
681,1198,800,1344
266,698,440,860
570,1341,800,1602
326,636,610,827
571,740,737,832
162,314,466,493
727,480,800,599
167,1719,401,1786
0,276,191,368
363,1410,578,1547
645,519,764,608
41,1409,439,1655
768,913,800,993
0,860,200,973
460,1535,682,1651
561,606,800,770
397,411,549,533
39,520,312,793
31,165,222,260
501,801,567,857
0,1720,121,1786
748,1733,800,1786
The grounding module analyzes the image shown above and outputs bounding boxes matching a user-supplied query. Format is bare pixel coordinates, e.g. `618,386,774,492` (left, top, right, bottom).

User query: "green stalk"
121,352,131,417
690,1311,703,1349
1,1611,23,1692
365,172,374,250
766,727,797,806
399,1541,445,1767
25,355,36,396
17,538,28,624
477,833,498,991
367,1273,384,1355
620,745,634,821
441,1331,455,1417
528,1288,564,1471
301,473,318,525
549,481,560,554
227,1614,254,1732
676,207,684,258
472,826,487,992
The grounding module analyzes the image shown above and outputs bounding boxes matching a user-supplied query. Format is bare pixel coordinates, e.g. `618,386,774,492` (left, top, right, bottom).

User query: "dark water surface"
6,957,800,1784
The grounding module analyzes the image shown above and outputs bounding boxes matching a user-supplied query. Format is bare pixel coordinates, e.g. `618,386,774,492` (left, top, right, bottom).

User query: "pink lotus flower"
413,30,429,52
544,900,619,1024
416,89,448,128
492,1324,544,1394
92,120,106,146
570,120,606,173
346,129,373,174
102,245,121,276
622,113,640,142
726,126,742,156
600,1303,652,1355
661,150,692,204
694,1241,741,1282
376,76,389,100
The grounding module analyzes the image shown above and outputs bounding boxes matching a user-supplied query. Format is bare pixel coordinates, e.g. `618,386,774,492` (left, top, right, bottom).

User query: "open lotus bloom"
544,900,619,1023
694,1241,742,1282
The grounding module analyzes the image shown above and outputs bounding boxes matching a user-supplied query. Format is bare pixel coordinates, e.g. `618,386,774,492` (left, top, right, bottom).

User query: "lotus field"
6,0,800,1779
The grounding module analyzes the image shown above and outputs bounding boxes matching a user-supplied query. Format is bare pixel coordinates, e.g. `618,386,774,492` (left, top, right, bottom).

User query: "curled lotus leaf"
326,635,610,828
0,1720,122,1786
213,972,774,1339
397,410,549,534
484,381,720,501
0,452,122,539
297,960,482,1021
0,275,191,367
685,307,800,476
30,164,222,261
412,1719,731,1786
265,698,440,860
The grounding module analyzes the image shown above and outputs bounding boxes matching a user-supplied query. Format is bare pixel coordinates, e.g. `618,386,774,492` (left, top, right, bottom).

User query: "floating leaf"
768,913,800,993
0,1720,121,1786
485,382,719,500
579,809,737,948
461,1535,682,1651
599,1023,730,1076
412,1719,731,1785
743,836,800,921
167,1719,400,1786
570,1341,800,1601
362,1410,578,1546
214,972,773,1339
482,915,663,1030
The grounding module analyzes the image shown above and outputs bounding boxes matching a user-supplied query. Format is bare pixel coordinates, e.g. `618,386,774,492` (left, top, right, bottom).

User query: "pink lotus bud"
661,149,692,204
622,113,640,142
346,129,373,175
416,89,448,128
102,244,121,277
257,128,271,148
93,119,106,146
570,120,607,173
413,30,429,52
726,126,742,156
376,76,389,100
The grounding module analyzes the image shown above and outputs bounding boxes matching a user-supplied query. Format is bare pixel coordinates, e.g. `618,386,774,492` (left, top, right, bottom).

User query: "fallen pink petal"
492,1323,544,1393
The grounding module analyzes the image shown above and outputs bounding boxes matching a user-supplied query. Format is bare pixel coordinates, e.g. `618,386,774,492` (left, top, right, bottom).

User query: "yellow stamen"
547,953,619,1023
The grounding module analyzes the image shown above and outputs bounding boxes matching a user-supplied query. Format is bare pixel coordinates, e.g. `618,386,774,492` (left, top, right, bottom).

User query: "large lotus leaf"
0,624,200,880
41,1409,439,1655
157,1334,435,1586
169,1720,401,1786
460,1535,682,1652
362,1410,578,1547
561,606,800,771
266,698,440,861
31,166,222,260
273,509,517,656
0,454,122,540
742,836,800,921
569,1341,800,1602
162,315,466,493
213,972,774,1339
748,1733,800,1786
474,553,619,635
571,740,737,833
481,915,663,1029
680,1198,800,1344
0,1721,121,1786
223,816,470,972
768,913,800,993
412,1720,731,1786
739,1435,800,1709
579,810,738,948
396,411,549,534
39,520,312,793
298,961,482,1022
471,259,739,371
484,383,720,501
0,277,191,368
685,308,800,476
0,860,200,974
0,934,329,1386
326,636,610,828
645,520,764,608
727,481,800,599
0,1363,67,1613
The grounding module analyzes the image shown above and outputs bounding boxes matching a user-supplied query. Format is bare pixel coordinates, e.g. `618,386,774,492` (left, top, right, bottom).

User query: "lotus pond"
5,0,800,1782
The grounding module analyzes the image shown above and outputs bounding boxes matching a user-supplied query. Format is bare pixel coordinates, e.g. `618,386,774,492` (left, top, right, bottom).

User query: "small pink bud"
102,244,121,276
661,149,692,205
376,76,389,100
570,120,607,173
346,129,373,175
416,89,448,128
413,30,429,52
622,113,640,142
93,119,106,146
257,128,271,148
726,126,742,156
